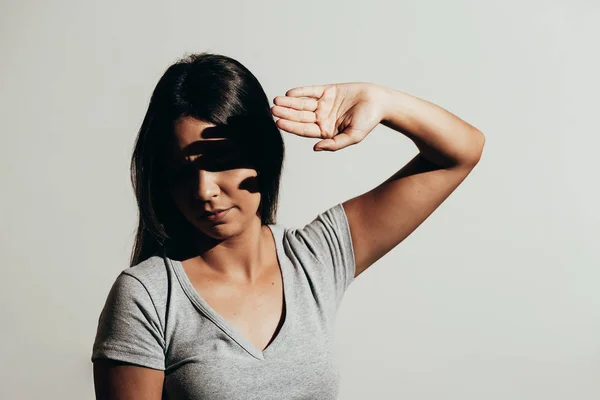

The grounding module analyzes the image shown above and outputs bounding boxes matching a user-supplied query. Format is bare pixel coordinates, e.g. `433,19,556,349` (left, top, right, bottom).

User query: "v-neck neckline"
168,224,292,361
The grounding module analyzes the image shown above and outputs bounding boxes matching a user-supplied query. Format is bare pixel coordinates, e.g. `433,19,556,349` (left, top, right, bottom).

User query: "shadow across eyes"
159,120,265,183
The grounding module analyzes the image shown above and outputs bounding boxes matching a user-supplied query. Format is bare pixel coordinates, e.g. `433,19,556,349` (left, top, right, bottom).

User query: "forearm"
371,84,485,168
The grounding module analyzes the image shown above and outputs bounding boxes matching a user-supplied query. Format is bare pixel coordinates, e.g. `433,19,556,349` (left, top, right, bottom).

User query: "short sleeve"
91,272,166,370
291,203,356,302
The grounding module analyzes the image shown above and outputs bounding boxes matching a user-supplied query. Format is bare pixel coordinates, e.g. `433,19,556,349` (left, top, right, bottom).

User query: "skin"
165,117,286,353
94,82,485,399
164,117,275,279
271,83,484,275
94,118,284,400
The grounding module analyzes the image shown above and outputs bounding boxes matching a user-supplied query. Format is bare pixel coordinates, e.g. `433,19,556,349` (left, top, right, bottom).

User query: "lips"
202,208,231,222
203,208,228,216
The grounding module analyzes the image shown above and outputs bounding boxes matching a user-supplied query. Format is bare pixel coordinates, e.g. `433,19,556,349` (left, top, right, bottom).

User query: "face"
162,117,261,240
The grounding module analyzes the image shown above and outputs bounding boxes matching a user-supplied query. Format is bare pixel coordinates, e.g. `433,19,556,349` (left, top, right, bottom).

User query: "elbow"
462,128,485,168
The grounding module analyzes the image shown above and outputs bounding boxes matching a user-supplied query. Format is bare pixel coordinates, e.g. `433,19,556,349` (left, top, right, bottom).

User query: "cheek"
167,187,190,217
234,169,261,195
166,169,259,206
228,170,261,212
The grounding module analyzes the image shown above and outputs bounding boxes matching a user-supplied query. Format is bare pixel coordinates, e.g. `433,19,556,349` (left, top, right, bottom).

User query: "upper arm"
91,272,167,397
343,152,480,278
93,359,164,400
291,205,356,304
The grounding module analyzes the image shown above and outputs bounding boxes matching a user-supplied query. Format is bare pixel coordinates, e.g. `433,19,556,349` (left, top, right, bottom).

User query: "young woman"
92,53,484,399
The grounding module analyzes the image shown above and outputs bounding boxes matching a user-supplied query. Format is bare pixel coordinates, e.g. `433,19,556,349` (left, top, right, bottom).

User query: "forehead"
166,117,248,164
173,117,225,147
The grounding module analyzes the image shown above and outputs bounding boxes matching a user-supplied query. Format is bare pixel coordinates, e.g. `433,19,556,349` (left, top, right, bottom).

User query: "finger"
273,96,318,112
276,119,321,138
314,131,359,151
285,85,325,98
271,105,316,123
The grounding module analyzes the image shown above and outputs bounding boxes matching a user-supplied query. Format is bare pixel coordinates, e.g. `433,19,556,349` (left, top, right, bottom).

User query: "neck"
167,216,272,283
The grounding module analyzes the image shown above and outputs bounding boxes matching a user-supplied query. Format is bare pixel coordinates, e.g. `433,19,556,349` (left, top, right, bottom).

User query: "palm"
271,83,382,151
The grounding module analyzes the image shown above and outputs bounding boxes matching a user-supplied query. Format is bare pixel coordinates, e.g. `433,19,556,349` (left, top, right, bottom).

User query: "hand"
271,82,384,151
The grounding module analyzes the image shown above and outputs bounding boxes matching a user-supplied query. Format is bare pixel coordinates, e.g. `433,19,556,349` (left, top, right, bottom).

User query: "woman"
92,52,484,399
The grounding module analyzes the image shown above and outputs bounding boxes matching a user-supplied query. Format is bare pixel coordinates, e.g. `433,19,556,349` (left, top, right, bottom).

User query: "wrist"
364,84,400,122
374,85,413,127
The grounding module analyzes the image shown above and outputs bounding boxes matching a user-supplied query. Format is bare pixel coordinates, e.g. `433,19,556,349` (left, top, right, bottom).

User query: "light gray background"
1,0,598,399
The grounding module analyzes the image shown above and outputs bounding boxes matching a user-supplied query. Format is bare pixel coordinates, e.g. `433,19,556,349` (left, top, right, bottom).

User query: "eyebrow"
180,139,236,158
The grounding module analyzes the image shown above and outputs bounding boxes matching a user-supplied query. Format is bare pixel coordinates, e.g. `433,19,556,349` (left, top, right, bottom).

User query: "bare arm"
343,85,485,277
272,82,485,278
93,359,164,400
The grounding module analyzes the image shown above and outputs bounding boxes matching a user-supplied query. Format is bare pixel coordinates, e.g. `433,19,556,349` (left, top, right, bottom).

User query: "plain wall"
1,0,598,398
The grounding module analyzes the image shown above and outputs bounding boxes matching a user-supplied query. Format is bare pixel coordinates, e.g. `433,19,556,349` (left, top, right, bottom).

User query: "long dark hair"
129,53,285,267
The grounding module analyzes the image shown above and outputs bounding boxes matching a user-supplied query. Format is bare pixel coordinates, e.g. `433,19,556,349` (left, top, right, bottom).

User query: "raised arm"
342,85,484,277
272,82,485,278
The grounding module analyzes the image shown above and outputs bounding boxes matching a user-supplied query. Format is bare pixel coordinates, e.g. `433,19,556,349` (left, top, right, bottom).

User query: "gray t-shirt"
92,203,356,399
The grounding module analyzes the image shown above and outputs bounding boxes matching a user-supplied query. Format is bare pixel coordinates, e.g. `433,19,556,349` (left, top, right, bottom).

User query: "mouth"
201,208,231,222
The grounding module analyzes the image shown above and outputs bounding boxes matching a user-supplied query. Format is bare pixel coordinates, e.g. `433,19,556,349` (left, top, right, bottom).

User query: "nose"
194,169,220,201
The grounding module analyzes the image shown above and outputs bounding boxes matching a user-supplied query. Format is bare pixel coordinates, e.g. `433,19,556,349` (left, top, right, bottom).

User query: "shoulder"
116,255,170,307
278,203,356,302
284,203,351,247
280,203,354,268
124,255,169,284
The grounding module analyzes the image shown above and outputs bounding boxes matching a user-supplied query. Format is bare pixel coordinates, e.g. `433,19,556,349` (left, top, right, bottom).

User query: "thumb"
314,130,360,152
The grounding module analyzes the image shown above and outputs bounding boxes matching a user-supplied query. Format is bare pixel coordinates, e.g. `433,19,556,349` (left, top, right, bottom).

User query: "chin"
193,219,241,240
201,225,234,240
184,207,259,240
